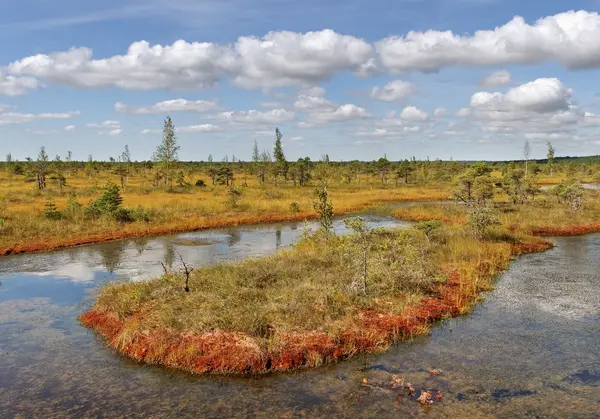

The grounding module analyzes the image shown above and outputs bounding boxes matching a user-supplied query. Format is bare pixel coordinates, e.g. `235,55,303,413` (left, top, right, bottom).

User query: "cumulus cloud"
479,70,512,88
8,30,373,91
400,106,428,121
0,110,80,125
64,125,75,131
8,42,235,90
456,108,471,117
306,104,370,124
471,78,572,113
212,109,296,124
107,128,122,136
370,80,417,102
433,107,448,117
231,30,373,88
376,10,600,72
0,74,40,96
294,95,336,111
115,99,220,114
583,112,600,127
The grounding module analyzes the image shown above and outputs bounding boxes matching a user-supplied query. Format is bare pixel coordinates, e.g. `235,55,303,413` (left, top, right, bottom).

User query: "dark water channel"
0,209,599,418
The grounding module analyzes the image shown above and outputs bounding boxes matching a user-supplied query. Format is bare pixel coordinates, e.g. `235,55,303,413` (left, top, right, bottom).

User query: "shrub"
467,203,500,239
195,179,207,188
64,193,82,221
415,220,443,242
131,205,151,222
289,202,301,213
85,183,133,222
226,187,243,209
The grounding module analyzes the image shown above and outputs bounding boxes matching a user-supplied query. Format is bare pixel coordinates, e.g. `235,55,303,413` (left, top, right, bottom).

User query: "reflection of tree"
562,236,588,263
97,242,126,273
163,240,175,269
227,229,242,247
276,229,282,249
134,237,149,255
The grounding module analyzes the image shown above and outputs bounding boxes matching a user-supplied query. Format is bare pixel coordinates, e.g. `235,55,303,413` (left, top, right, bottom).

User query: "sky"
1,0,600,162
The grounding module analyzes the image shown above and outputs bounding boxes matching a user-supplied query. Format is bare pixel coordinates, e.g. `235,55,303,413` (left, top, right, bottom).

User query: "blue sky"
1,0,600,161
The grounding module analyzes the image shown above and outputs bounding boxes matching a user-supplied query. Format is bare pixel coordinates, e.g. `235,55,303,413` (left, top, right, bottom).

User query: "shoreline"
0,195,448,257
78,230,556,376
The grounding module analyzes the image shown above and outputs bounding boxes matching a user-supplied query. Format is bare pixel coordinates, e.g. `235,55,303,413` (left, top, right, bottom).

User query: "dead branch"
179,253,194,293
160,262,168,275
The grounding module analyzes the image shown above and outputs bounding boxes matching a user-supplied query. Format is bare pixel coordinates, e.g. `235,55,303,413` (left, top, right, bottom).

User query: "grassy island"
80,204,564,375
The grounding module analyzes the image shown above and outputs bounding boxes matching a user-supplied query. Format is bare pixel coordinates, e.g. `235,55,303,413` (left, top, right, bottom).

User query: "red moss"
78,265,477,375
531,223,600,237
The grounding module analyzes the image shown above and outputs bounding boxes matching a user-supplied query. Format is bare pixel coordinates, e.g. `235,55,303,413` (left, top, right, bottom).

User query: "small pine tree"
313,188,334,232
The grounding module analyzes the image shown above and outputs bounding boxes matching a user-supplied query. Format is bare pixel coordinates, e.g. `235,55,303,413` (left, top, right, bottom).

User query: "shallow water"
540,183,600,191
1,214,599,418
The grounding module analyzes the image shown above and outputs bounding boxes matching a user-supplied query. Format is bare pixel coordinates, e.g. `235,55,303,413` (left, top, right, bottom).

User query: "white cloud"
0,110,80,125
376,10,600,72
294,95,336,111
107,128,122,136
8,42,235,90
0,74,40,96
141,129,161,135
300,86,326,97
115,99,220,114
212,109,296,124
456,108,471,117
87,120,121,129
8,30,373,91
179,124,221,133
370,80,417,102
400,106,428,121
231,30,373,89
471,78,572,113
583,112,600,127
479,70,512,88
306,104,370,124
433,107,447,117
64,125,75,131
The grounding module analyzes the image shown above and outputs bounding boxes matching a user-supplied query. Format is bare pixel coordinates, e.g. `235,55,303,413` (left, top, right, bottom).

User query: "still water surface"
0,212,599,418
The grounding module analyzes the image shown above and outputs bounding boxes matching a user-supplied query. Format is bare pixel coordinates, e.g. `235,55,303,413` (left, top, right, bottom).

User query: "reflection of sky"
0,215,409,283
0,275,89,306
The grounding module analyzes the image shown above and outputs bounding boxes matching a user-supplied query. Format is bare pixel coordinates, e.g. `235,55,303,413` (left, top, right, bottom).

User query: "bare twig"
160,262,168,275
179,253,194,293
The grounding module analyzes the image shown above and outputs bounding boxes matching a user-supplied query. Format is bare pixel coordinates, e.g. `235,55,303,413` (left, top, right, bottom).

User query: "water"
540,183,600,191
1,214,599,418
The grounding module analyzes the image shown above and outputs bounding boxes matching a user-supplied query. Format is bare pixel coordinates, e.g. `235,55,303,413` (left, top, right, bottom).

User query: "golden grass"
0,170,450,254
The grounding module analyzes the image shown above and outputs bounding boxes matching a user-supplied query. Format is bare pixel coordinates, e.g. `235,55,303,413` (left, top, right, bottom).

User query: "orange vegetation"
78,238,552,375
530,223,600,236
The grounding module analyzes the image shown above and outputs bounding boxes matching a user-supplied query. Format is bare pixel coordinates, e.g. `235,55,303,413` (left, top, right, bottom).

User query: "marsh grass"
80,220,547,375
0,169,449,254
393,191,600,236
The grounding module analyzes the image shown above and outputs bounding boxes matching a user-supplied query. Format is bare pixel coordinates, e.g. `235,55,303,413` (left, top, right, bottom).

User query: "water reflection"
0,214,406,282
0,214,598,417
